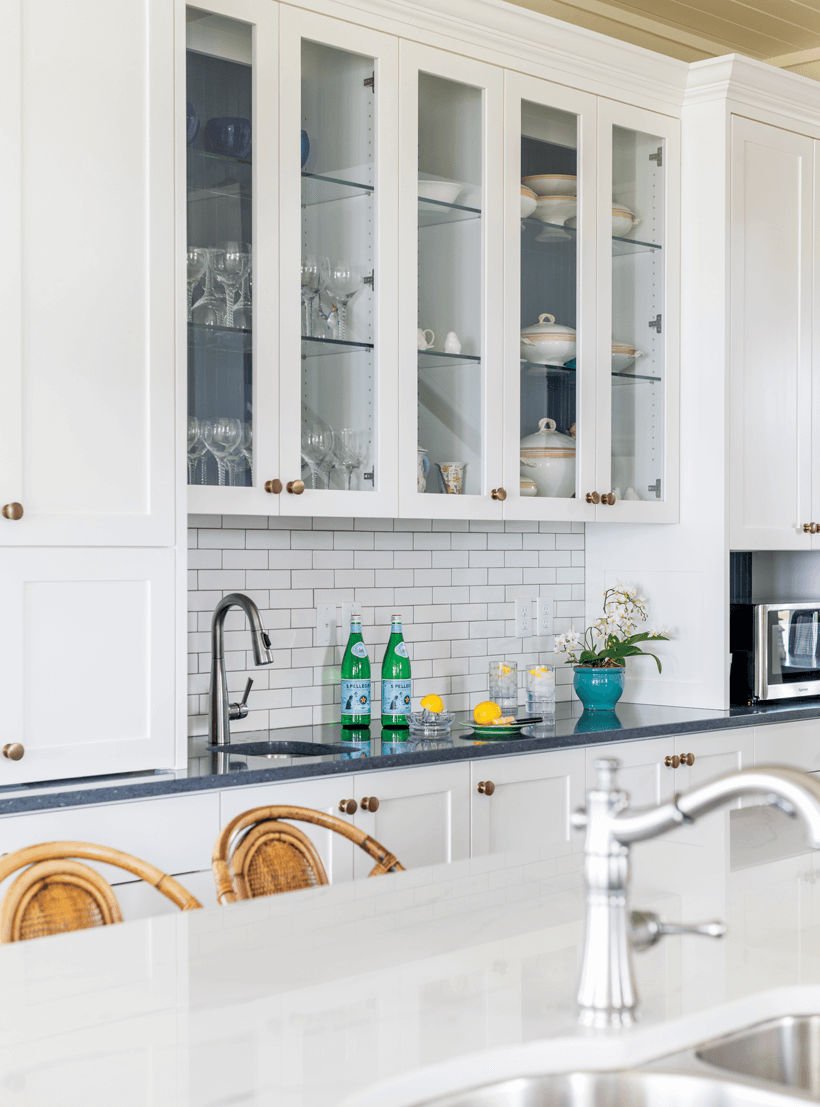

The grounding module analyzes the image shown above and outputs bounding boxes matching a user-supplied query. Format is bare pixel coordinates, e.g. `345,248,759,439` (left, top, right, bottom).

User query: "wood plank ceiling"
503,0,820,78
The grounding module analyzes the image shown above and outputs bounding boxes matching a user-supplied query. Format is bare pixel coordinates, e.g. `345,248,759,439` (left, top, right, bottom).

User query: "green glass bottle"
341,614,371,729
381,613,411,727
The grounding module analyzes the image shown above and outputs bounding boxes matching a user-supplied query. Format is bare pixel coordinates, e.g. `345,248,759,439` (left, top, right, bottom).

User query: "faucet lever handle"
229,678,254,721
630,909,726,953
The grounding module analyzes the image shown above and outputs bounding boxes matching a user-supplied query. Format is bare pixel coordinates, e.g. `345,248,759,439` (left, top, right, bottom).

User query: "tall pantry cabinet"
0,0,179,781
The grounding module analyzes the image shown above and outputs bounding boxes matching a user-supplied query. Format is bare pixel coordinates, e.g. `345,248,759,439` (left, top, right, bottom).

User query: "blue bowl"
301,130,310,169
203,117,252,161
186,102,200,146
573,666,625,712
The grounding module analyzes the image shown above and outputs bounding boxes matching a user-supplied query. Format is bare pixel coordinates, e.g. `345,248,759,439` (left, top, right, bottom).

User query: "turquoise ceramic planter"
573,665,625,711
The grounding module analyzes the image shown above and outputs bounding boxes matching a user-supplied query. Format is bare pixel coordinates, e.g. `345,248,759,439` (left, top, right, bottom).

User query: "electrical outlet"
515,597,532,639
316,603,335,647
536,596,554,637
341,602,361,640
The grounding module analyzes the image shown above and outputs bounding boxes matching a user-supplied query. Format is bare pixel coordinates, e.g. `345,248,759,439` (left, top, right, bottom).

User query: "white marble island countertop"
1,802,820,1106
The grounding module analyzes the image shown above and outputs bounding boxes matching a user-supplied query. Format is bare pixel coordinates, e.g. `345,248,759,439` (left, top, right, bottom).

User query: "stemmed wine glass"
324,262,365,340
187,416,210,484
233,247,252,331
301,424,334,489
301,255,328,338
211,247,250,328
191,249,225,326
187,249,208,320
202,417,243,486
335,428,368,490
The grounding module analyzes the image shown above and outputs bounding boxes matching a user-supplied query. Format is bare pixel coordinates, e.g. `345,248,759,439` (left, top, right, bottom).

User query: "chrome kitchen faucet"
209,593,274,746
574,758,820,1029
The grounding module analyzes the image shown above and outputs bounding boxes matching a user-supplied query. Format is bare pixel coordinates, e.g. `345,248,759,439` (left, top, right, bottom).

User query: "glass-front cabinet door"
277,9,398,516
502,72,598,521
595,100,679,523
398,44,504,519
185,2,278,515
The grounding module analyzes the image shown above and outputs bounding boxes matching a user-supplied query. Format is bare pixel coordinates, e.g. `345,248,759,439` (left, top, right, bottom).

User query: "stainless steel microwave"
730,602,820,704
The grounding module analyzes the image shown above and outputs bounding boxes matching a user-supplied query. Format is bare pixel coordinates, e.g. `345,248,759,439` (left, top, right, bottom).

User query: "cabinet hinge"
364,73,375,92
648,314,662,334
363,270,375,289
364,469,375,483
649,146,662,167
647,479,661,499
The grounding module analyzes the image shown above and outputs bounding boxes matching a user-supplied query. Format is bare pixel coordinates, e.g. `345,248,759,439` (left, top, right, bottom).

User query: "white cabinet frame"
398,42,505,520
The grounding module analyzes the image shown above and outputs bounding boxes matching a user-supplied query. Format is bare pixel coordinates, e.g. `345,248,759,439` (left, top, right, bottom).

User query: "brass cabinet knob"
265,479,283,494
2,503,23,520
664,753,695,768
680,752,695,767
491,487,507,501
338,799,357,814
585,492,601,505
477,780,495,795
804,523,819,534
360,796,380,812
664,755,681,769
3,744,24,761
601,493,616,506
286,480,305,495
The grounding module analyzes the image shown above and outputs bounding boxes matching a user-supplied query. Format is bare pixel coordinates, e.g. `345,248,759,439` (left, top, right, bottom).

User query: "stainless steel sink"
695,1016,820,1097
416,1072,798,1106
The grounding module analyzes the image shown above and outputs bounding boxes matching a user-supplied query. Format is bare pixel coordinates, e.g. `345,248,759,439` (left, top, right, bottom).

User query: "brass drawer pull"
286,480,305,495
338,799,357,814
360,796,379,812
2,503,23,520
3,744,24,761
265,479,283,494
477,780,495,795
491,487,507,501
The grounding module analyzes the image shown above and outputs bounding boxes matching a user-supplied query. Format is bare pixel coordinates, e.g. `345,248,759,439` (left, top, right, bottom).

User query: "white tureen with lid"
520,417,576,499
520,313,576,366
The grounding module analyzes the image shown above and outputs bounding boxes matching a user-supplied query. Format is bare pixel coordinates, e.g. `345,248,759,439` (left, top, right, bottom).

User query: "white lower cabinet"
754,720,820,772
585,737,675,808
675,728,754,796
352,763,470,878
219,776,360,885
470,749,585,860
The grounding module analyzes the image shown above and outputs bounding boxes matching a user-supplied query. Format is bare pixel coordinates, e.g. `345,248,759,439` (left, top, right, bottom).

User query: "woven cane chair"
0,842,202,942
212,805,405,904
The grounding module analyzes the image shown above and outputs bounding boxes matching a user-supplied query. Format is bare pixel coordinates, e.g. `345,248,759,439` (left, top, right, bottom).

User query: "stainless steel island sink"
418,1072,799,1107
695,1016,820,1098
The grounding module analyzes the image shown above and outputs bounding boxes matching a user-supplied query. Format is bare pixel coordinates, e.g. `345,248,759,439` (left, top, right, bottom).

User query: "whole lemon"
473,700,502,726
420,693,444,714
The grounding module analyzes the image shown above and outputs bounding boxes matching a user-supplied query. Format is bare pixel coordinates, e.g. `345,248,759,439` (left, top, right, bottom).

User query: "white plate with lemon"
463,700,538,738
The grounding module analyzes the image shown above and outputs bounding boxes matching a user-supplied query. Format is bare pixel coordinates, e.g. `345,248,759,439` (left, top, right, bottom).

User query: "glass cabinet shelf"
301,172,373,207
189,322,251,348
520,217,662,256
521,360,661,383
418,350,481,369
301,336,374,360
418,197,481,228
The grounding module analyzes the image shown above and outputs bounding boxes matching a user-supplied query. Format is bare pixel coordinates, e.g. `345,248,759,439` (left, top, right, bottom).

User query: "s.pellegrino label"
381,614,411,727
341,615,371,728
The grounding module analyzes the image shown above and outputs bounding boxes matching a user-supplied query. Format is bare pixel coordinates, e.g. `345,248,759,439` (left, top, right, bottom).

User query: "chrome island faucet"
209,593,274,746
573,758,820,1029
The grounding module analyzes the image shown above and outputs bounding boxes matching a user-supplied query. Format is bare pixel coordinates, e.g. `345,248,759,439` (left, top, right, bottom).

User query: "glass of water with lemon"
527,664,555,719
489,661,518,712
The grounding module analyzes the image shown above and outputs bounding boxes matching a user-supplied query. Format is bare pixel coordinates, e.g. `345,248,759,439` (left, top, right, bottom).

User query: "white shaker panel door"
0,548,176,782
585,736,675,808
470,748,585,859
352,763,470,878
755,719,820,772
219,777,357,886
730,117,813,550
0,0,174,545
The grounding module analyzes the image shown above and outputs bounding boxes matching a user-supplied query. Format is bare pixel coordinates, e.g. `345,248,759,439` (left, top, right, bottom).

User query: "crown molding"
684,54,820,130
297,0,690,114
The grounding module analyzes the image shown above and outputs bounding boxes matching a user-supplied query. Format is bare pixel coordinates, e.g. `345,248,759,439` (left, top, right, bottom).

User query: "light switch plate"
317,603,335,647
536,596,553,637
515,597,532,639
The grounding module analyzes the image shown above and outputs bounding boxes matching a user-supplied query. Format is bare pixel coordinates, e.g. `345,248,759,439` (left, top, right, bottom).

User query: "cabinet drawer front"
0,792,219,890
471,749,585,859
755,720,820,772
219,778,356,885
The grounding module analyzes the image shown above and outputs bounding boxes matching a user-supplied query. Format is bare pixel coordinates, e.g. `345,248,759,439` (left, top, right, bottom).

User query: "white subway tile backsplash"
187,515,584,735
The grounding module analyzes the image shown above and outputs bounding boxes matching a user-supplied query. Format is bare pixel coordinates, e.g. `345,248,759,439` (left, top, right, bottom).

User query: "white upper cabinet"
730,116,814,550
0,0,175,546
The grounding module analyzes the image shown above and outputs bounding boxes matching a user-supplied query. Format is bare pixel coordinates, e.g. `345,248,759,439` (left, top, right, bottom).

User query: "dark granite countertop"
2,699,820,817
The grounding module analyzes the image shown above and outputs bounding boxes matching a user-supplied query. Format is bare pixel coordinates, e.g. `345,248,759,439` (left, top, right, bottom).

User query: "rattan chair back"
212,805,405,904
0,842,202,942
